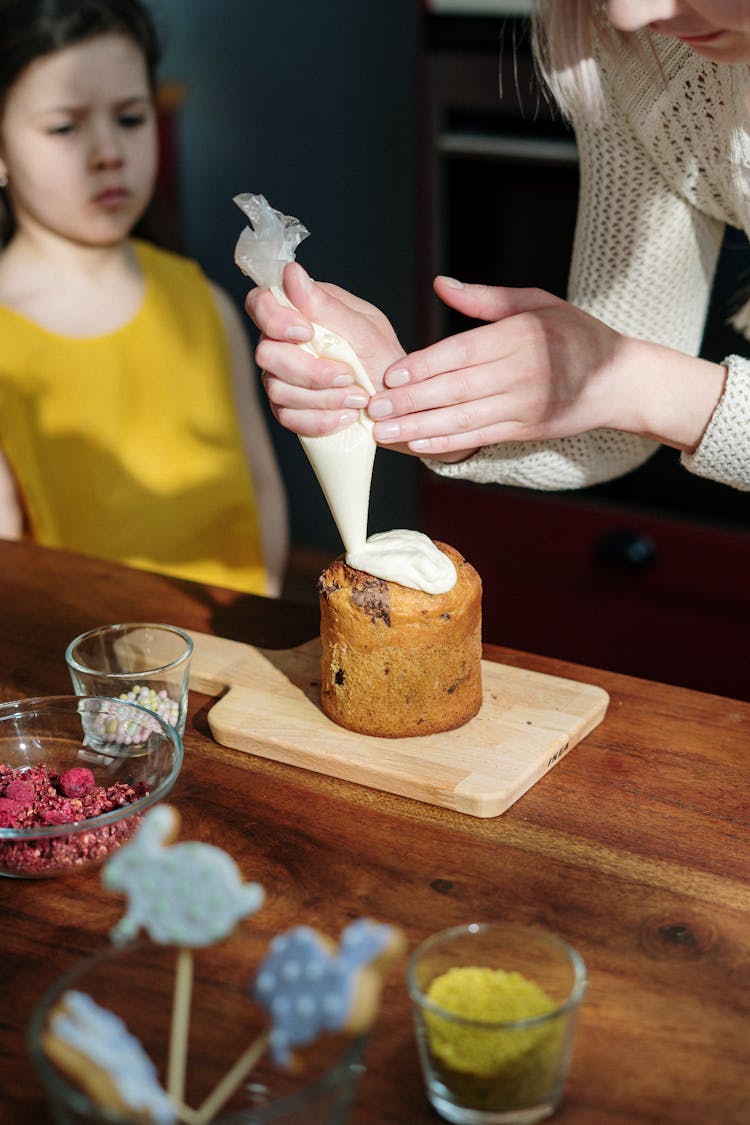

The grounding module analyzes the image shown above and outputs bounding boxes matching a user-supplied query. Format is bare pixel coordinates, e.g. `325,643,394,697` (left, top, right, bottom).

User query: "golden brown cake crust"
318,541,482,738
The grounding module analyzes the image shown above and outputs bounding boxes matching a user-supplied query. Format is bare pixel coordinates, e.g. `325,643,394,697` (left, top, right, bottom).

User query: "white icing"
51,991,176,1123
269,299,456,593
271,285,376,554
271,295,457,593
234,197,456,595
102,805,265,947
345,529,457,594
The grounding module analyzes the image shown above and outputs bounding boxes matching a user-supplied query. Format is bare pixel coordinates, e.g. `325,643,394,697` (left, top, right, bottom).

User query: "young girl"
246,0,750,496
0,0,288,595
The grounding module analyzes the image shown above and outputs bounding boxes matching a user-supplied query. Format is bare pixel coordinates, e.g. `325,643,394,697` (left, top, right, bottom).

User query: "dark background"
147,0,420,555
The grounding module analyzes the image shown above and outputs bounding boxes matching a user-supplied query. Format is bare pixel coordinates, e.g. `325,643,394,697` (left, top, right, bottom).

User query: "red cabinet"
420,469,750,701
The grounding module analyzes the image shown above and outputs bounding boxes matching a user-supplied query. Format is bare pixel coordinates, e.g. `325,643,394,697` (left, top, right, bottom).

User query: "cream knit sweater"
427,33,750,492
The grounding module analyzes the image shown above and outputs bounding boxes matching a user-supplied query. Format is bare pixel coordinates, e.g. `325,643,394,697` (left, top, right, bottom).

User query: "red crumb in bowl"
0,763,149,875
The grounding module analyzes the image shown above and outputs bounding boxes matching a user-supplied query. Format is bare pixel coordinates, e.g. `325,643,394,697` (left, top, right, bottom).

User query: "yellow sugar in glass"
424,965,561,1110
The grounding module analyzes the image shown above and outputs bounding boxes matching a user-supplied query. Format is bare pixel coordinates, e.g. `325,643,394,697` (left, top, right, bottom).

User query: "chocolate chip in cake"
350,577,391,626
317,575,341,600
446,671,470,694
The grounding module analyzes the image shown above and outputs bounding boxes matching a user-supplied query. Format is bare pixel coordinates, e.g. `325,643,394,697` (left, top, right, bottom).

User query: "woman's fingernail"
368,398,393,420
337,411,358,428
385,368,410,388
286,325,312,342
439,276,464,289
409,439,430,452
374,421,401,441
294,263,314,290
344,392,369,409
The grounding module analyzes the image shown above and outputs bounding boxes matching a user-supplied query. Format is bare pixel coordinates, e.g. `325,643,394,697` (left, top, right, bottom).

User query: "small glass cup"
407,922,586,1125
65,624,193,736
28,941,368,1124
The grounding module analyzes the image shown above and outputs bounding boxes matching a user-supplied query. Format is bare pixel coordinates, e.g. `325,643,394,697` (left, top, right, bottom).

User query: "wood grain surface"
190,631,609,817
1,539,749,1125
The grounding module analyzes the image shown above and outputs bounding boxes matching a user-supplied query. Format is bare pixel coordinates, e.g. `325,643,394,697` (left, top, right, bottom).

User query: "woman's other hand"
367,276,725,462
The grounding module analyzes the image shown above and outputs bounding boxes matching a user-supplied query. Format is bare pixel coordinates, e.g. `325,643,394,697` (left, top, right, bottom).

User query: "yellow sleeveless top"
0,240,268,593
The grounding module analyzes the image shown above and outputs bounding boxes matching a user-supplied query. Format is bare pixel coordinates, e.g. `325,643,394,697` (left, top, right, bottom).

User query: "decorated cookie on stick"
102,805,265,1105
254,918,405,1066
189,917,406,1125
42,990,182,1125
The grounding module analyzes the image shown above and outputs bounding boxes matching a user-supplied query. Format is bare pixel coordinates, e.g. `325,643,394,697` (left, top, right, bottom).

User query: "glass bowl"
28,941,369,1124
0,695,183,879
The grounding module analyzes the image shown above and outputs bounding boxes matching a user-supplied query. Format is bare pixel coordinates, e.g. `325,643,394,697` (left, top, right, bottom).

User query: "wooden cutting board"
189,631,609,819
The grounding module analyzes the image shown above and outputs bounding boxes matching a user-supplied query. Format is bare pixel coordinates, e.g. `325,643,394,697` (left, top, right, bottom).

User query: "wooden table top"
1,538,749,1125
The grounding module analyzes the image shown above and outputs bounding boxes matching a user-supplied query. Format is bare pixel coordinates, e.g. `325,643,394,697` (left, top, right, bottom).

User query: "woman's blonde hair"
530,0,649,118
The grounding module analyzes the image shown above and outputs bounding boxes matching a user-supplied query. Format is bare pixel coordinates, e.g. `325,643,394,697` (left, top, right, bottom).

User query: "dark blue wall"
148,0,419,552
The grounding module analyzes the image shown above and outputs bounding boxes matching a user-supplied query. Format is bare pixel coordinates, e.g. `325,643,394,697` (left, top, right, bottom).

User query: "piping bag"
234,193,376,555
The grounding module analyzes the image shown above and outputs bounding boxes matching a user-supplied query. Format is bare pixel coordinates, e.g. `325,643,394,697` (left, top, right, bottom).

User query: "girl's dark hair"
0,0,164,245
0,0,161,110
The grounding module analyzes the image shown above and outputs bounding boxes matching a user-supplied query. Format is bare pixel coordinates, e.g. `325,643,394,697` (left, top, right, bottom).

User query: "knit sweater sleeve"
681,354,750,489
426,48,728,492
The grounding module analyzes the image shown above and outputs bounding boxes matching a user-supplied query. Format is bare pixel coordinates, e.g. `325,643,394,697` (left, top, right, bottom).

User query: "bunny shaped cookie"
103,805,264,947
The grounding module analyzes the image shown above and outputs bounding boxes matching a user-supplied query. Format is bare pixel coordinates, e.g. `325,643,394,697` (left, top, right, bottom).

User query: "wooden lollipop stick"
167,948,194,1103
173,1100,202,1125
192,1030,271,1125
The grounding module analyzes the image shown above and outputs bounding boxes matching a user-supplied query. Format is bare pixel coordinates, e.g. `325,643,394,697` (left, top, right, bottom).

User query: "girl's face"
0,33,158,249
606,1,750,62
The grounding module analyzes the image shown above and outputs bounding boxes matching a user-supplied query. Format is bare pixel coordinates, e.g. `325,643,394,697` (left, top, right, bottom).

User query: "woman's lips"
92,187,129,206
672,30,724,45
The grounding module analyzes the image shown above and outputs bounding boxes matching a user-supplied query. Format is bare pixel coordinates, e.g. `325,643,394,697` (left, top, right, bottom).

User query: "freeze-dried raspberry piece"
0,796,23,827
59,767,95,798
5,779,35,806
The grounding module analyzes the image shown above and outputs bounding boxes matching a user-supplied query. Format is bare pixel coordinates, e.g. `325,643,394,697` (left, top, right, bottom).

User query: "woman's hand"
366,276,726,461
246,268,726,458
366,278,630,461
245,262,405,437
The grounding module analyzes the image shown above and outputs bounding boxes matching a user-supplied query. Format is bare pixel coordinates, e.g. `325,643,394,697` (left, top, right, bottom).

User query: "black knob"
595,529,657,569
